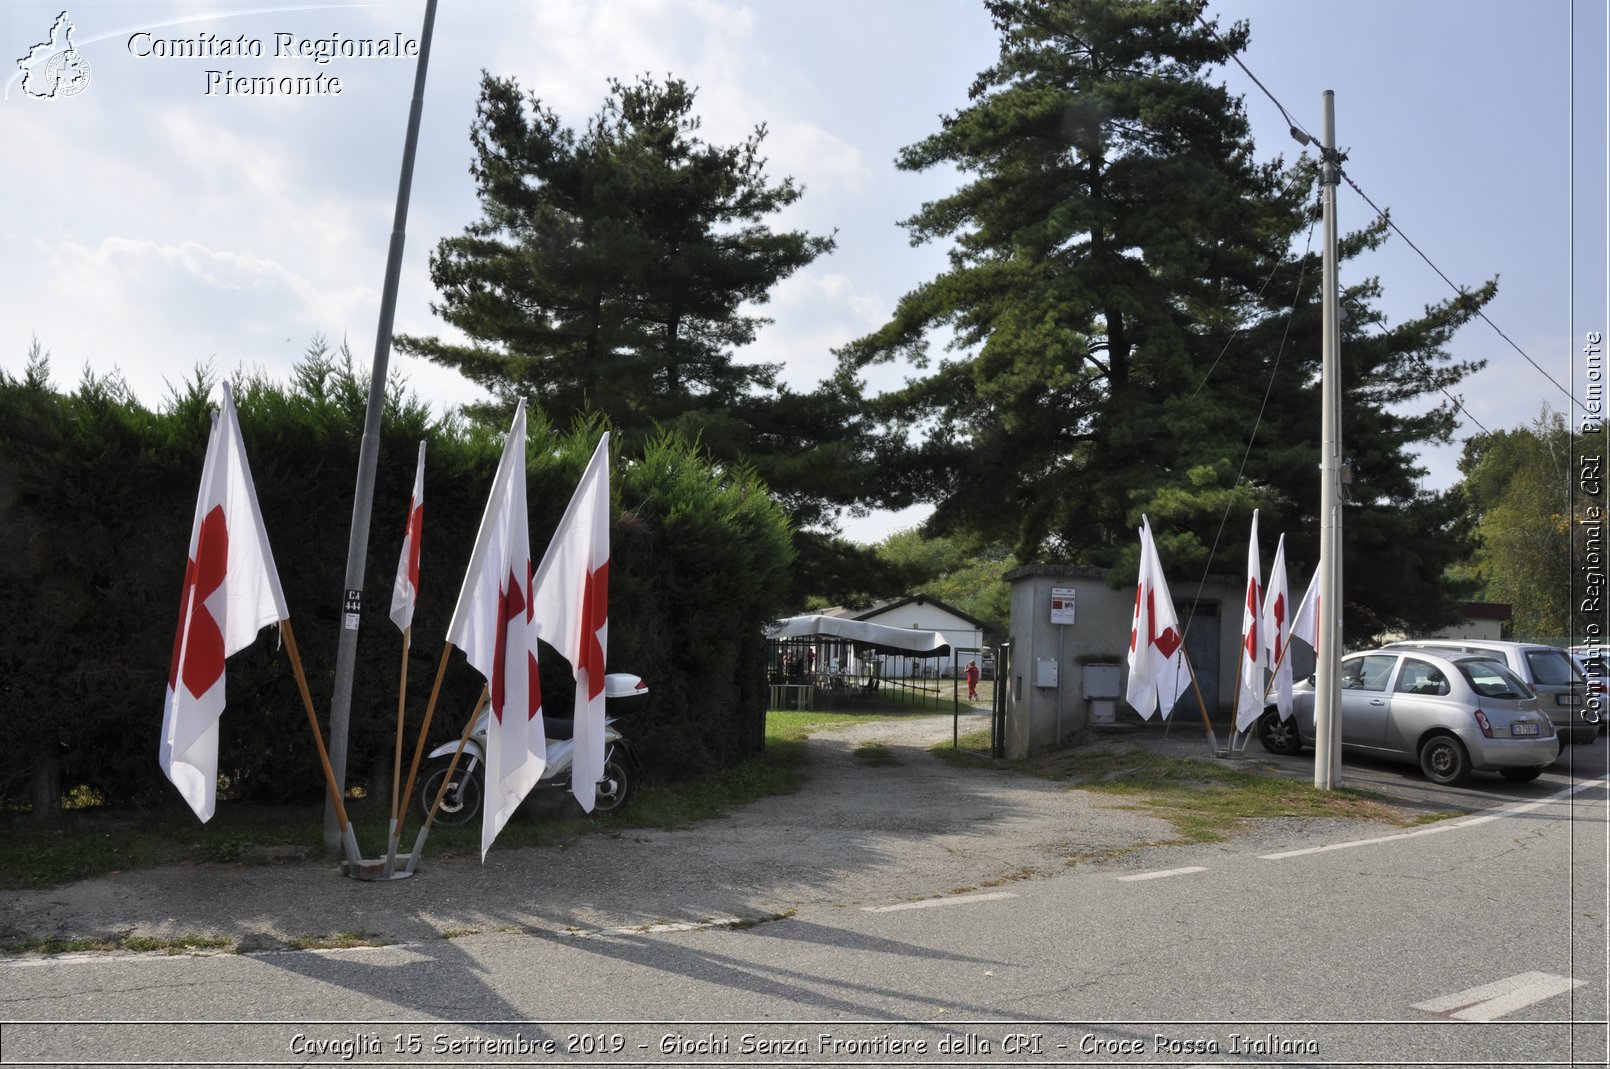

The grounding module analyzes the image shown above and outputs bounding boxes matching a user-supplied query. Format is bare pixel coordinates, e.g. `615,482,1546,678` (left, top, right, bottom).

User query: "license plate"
1556,693,1577,706
1511,722,1540,736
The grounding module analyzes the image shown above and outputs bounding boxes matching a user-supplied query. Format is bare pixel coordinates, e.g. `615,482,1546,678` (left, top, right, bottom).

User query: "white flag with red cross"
1262,534,1294,721
445,401,545,860
533,433,611,812
1125,516,1187,720
1291,566,1321,655
161,382,289,822
389,441,426,632
1234,511,1266,732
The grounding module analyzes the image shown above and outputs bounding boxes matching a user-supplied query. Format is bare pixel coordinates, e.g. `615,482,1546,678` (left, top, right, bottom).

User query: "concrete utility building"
997,568,1513,759
1001,564,1250,758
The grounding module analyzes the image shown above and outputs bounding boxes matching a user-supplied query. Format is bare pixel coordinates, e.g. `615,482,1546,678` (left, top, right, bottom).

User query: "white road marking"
1116,865,1207,882
863,891,1017,912
1259,776,1607,860
1412,971,1584,1022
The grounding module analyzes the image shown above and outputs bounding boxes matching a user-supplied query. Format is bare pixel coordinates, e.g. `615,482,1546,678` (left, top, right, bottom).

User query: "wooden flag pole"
1263,632,1298,702
279,620,363,870
404,686,487,874
1180,648,1221,754
381,626,413,879
386,642,455,874
397,644,455,832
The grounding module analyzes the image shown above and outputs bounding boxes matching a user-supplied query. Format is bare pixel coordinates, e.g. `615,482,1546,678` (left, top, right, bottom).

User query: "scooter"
417,673,648,825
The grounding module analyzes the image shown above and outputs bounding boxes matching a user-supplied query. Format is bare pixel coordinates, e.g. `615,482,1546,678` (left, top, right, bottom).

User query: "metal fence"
950,644,1006,758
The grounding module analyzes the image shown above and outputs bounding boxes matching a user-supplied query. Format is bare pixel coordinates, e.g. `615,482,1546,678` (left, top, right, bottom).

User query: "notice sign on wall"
1050,587,1076,625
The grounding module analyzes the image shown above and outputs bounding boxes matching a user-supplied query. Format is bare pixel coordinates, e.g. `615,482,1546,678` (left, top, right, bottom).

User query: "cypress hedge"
0,344,794,816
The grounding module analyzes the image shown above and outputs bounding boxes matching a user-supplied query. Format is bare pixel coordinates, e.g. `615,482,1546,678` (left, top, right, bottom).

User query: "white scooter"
417,673,647,824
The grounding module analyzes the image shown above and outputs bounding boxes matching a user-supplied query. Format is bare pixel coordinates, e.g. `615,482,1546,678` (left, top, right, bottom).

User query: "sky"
2,0,1606,545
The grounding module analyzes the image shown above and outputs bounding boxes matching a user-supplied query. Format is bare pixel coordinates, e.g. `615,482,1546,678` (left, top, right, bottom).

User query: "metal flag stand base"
343,858,416,881
337,825,416,881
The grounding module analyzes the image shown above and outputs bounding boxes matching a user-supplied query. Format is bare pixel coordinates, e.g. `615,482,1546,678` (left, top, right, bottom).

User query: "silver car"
1381,639,1598,745
1257,650,1560,785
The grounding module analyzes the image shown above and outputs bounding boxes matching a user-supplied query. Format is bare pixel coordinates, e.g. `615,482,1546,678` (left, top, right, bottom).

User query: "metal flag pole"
1314,89,1345,790
323,0,440,854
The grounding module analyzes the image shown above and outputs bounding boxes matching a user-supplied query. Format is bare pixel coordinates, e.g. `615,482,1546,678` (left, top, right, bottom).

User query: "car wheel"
1418,734,1471,786
1257,710,1303,755
1499,766,1544,783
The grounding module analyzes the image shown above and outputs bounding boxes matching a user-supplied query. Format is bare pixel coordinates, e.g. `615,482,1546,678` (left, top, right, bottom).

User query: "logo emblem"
17,11,91,99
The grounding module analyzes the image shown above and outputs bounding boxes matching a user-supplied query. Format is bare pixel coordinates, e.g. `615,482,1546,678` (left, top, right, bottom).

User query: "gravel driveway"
0,714,1381,955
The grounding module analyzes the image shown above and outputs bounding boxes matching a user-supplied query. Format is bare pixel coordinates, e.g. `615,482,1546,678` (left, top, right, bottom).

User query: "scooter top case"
545,673,648,741
604,672,650,713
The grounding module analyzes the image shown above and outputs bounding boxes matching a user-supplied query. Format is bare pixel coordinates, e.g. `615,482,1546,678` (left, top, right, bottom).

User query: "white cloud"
10,234,376,400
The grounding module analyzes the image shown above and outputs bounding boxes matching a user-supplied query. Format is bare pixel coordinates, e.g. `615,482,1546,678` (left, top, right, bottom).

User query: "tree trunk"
30,743,61,821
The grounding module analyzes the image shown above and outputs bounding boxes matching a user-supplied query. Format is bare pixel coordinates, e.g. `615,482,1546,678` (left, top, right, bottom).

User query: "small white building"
1383,602,1512,643
818,594,996,678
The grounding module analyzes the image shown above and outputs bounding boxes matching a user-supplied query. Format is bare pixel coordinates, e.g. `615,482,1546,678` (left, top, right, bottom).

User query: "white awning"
770,614,951,657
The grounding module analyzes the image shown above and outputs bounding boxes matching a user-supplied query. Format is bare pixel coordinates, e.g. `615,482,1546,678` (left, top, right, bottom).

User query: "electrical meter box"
1082,663,1122,700
1034,658,1059,688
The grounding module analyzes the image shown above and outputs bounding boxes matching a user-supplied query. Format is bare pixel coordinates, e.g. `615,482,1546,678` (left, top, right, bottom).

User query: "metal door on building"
1171,601,1219,721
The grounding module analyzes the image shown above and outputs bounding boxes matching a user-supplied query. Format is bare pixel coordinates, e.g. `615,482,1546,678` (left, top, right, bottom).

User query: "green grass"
7,933,236,956
764,709,908,741
938,727,996,760
286,931,386,951
936,740,1458,844
0,805,327,891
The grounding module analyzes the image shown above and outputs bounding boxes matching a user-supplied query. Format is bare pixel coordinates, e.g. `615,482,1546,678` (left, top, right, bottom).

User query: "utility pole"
1313,90,1344,790
324,0,439,854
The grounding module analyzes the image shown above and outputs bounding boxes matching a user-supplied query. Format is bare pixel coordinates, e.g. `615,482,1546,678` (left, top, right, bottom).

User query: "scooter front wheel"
590,755,632,816
419,763,482,826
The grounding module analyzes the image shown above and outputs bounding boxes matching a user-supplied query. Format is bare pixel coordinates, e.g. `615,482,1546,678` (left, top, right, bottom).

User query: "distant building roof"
816,593,993,634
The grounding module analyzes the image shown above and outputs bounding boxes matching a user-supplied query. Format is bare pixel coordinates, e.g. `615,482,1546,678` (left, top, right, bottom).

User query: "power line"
1339,173,1582,416
1192,9,1317,149
1196,5,1582,423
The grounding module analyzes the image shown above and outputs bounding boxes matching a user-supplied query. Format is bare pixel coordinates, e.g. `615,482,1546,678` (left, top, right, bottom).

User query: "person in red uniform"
964,659,980,700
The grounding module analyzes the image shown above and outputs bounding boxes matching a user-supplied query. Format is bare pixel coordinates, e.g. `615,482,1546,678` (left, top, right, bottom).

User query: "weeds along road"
1,716,1606,1067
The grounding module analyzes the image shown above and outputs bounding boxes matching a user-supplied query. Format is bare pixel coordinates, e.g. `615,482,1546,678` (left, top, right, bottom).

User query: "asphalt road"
2,722,1606,1068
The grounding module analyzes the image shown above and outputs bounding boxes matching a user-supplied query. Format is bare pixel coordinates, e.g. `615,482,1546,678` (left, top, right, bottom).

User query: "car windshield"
1457,658,1532,699
1526,648,1583,686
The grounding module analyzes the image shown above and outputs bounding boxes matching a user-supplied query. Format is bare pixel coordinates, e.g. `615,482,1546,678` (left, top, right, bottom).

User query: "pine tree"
398,73,833,431
837,0,1486,638
398,73,898,601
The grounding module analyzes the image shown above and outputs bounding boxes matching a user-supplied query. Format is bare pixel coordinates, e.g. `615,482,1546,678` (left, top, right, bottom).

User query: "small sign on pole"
1050,587,1076,626
343,588,363,631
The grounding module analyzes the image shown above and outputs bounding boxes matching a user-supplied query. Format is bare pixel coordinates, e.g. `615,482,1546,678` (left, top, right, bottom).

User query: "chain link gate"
951,642,1008,758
